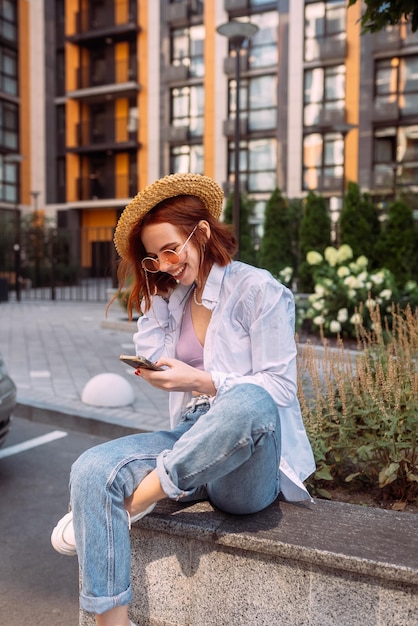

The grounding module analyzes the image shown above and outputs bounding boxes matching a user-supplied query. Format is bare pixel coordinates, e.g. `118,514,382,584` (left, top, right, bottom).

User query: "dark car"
0,353,16,447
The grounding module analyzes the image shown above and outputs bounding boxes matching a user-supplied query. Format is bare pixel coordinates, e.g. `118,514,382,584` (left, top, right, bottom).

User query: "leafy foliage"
299,305,418,505
339,182,380,268
223,193,258,266
374,199,418,287
348,0,418,33
258,188,301,279
298,192,331,292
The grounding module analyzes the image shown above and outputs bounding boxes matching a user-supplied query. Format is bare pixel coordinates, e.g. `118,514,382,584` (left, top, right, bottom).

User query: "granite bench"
80,497,418,626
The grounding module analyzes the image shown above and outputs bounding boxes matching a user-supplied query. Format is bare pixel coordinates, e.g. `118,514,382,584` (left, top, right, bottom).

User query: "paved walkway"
0,299,170,437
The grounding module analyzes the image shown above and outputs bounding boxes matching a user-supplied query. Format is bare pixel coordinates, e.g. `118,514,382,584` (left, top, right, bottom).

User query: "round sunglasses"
141,224,198,273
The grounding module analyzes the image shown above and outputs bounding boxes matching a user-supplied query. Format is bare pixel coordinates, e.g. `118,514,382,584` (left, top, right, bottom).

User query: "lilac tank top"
176,295,204,370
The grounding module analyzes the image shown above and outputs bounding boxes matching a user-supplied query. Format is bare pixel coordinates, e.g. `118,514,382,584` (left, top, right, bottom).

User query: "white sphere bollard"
82,373,135,408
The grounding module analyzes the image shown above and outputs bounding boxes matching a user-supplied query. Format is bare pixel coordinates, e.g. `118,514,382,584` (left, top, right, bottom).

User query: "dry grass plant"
297,304,418,507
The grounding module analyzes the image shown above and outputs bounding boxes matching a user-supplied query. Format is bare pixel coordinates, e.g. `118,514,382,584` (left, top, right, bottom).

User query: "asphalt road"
0,416,109,626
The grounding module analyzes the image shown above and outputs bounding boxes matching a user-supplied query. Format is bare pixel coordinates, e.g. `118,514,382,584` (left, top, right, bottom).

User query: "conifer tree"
374,199,418,286
223,193,257,266
258,188,300,279
298,191,331,292
339,181,380,267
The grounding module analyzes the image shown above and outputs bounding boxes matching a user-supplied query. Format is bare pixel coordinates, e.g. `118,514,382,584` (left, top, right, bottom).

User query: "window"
0,47,17,96
373,125,418,190
228,75,277,132
304,65,345,126
171,85,204,137
171,25,205,79
304,1,346,62
0,154,18,203
303,131,344,190
228,137,277,194
0,0,17,42
375,55,418,117
0,101,18,151
242,11,278,69
170,144,204,174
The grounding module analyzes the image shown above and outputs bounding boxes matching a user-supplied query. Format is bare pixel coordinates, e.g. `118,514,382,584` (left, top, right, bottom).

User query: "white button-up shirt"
134,261,315,501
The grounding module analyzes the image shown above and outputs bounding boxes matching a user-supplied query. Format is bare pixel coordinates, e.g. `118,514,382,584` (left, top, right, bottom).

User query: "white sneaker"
51,504,157,556
127,503,156,528
51,511,77,556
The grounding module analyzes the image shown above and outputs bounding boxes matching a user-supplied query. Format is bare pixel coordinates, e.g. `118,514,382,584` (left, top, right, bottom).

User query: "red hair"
115,195,237,316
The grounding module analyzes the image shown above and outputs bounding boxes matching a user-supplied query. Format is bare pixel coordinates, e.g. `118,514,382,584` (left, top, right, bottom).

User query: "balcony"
373,99,399,122
69,1,138,43
164,0,188,23
223,53,249,76
224,0,249,11
77,173,138,201
373,27,401,52
76,59,137,90
223,117,248,138
166,126,189,143
74,116,138,152
373,168,395,190
318,108,346,129
163,64,189,83
318,35,347,61
322,174,343,192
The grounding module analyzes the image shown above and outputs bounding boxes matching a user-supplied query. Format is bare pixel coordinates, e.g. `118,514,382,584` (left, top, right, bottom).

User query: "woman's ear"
197,220,211,241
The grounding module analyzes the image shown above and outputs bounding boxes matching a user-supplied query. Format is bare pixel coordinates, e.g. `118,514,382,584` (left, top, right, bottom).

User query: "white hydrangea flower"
324,246,338,267
312,300,324,311
306,251,323,265
371,272,385,285
356,255,368,269
314,284,326,296
379,289,392,300
336,244,353,263
313,315,325,326
365,298,376,309
337,266,350,278
330,320,342,333
350,313,362,325
344,275,360,289
337,308,348,322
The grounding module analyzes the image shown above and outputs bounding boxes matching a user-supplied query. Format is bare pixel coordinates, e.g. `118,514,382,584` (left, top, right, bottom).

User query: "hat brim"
114,173,224,258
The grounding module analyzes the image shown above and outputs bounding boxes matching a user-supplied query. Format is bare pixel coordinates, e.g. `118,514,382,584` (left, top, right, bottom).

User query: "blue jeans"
70,383,281,614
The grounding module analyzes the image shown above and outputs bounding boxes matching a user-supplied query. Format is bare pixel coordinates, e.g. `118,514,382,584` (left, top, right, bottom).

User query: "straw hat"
114,173,224,258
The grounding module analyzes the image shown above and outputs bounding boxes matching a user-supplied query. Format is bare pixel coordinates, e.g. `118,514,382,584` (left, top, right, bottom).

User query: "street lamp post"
217,20,259,259
4,153,24,301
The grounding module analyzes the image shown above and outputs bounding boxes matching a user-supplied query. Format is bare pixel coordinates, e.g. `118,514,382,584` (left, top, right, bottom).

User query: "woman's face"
141,222,202,286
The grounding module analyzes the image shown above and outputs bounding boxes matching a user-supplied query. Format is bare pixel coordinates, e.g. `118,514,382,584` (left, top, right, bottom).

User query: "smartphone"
119,355,164,371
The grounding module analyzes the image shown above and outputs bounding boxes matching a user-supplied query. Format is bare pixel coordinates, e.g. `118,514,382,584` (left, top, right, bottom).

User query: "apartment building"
1,0,417,279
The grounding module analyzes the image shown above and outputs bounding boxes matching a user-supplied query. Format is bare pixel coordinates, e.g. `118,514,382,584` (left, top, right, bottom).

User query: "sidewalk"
0,299,170,438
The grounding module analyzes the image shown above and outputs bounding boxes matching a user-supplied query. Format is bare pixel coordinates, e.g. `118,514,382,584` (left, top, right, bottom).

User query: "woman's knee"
218,384,279,427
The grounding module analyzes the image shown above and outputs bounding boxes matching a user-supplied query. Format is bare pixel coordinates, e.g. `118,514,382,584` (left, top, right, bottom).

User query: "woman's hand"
135,358,216,396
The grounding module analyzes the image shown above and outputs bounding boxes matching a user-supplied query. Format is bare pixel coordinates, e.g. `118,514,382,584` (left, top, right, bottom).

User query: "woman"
51,173,315,626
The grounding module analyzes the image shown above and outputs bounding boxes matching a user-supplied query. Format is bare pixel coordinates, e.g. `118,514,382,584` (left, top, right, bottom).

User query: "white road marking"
0,430,68,459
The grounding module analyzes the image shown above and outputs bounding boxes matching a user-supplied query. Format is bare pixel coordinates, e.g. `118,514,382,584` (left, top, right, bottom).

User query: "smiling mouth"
171,264,186,279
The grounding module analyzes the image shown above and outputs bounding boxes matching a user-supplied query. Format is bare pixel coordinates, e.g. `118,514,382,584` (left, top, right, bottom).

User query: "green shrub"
339,182,380,268
374,199,418,287
298,191,331,292
298,304,418,504
259,188,301,279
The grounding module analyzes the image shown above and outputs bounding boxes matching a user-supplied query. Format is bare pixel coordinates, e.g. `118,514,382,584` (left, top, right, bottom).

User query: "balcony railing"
76,59,137,90
75,1,137,35
77,173,138,201
76,116,137,148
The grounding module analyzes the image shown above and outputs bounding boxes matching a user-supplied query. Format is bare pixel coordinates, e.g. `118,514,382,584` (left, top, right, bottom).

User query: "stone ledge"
80,498,418,626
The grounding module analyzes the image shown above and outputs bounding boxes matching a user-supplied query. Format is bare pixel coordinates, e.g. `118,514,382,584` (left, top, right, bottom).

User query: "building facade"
1,0,418,279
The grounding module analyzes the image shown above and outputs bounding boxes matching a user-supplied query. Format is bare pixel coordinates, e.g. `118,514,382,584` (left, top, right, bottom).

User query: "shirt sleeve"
210,279,298,408
133,296,176,361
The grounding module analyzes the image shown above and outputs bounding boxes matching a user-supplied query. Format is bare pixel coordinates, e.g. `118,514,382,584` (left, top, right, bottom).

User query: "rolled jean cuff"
80,584,132,615
156,450,196,500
